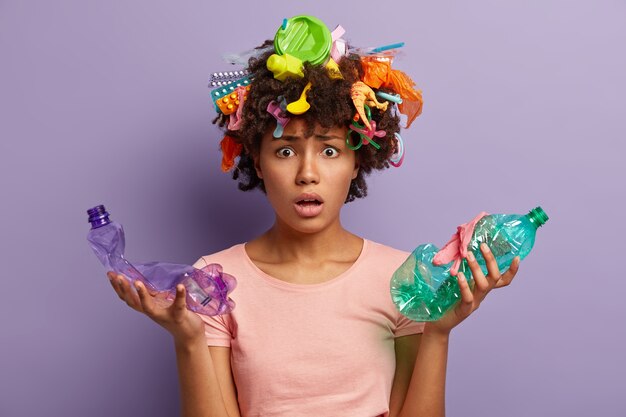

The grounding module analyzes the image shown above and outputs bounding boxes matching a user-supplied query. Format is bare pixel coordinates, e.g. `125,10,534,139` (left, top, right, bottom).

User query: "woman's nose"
295,153,320,185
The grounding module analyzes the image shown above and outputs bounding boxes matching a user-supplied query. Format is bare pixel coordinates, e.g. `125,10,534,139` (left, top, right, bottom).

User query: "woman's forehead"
270,118,346,141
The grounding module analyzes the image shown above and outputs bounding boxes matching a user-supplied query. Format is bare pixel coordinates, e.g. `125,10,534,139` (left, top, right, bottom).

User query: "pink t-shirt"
193,239,424,417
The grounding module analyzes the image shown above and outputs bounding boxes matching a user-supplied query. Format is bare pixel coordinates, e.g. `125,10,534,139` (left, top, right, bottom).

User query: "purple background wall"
1,1,624,416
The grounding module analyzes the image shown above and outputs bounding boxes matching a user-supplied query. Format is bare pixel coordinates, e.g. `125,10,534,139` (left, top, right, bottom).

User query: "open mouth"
296,199,323,207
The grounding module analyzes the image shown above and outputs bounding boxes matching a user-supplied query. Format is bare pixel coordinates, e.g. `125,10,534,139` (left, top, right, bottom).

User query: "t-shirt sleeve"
394,312,425,337
192,257,233,347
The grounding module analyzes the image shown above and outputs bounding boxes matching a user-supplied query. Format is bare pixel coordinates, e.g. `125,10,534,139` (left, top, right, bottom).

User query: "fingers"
465,243,511,302
107,273,191,323
121,276,143,310
495,256,520,288
108,273,142,312
135,280,156,316
172,285,188,320
456,272,474,319
465,250,489,299
450,248,521,327
480,243,501,284
108,272,125,301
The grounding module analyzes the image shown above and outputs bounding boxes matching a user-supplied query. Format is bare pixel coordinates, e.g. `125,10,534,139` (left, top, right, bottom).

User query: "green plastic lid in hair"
274,15,332,67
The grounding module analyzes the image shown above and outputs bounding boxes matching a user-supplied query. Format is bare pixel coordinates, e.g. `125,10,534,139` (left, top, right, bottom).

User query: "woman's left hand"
424,242,521,336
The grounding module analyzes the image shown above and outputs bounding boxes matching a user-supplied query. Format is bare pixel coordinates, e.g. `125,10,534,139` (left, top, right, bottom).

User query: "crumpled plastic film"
432,211,489,276
361,57,423,128
220,135,243,172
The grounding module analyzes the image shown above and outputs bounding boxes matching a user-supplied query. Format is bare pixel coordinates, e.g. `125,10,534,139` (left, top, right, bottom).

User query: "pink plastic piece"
389,132,405,167
227,86,247,131
267,100,291,138
349,119,386,145
331,25,346,61
432,211,490,276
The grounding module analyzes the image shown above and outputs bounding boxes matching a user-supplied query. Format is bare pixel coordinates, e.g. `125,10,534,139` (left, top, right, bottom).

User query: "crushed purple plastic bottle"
86,205,236,316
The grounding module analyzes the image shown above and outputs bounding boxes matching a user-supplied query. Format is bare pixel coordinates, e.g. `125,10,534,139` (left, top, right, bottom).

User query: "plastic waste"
86,205,236,316
390,207,549,321
266,53,304,81
273,15,332,66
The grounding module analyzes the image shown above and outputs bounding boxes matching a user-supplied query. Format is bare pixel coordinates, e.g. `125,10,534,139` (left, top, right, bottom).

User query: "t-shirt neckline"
240,239,370,291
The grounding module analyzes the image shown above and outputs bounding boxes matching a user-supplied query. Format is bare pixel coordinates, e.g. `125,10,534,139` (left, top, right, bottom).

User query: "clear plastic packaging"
86,205,236,316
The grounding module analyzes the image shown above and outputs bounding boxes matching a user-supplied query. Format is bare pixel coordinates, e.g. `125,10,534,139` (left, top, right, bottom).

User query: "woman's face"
254,118,359,234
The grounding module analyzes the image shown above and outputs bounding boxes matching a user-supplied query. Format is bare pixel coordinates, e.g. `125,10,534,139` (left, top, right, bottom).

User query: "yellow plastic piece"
325,59,343,80
266,53,304,81
286,82,312,115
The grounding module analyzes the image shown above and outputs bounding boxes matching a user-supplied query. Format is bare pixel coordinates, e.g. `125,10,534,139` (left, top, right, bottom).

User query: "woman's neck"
253,219,362,264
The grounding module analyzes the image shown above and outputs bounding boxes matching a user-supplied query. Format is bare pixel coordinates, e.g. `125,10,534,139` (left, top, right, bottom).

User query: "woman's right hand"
107,272,205,345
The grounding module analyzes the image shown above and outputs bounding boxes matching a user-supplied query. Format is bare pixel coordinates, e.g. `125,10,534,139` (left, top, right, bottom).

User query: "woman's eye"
276,148,294,158
323,147,339,158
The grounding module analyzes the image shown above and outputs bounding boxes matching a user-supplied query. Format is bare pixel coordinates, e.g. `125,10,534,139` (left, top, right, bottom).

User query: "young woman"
107,17,521,417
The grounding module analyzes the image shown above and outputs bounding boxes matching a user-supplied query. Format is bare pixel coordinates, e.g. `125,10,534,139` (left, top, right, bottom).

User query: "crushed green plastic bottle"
390,207,549,321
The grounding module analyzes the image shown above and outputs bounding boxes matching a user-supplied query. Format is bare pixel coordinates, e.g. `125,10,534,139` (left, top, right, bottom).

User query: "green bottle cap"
273,15,332,67
527,206,549,229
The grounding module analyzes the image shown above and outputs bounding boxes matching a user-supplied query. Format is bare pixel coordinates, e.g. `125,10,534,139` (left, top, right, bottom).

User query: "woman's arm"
389,332,447,417
108,274,235,417
208,346,242,417
396,244,521,417
389,334,421,416
175,338,236,417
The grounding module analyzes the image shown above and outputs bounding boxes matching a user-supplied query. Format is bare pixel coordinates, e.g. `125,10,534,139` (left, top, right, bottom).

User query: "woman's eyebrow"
275,135,298,142
314,134,343,141
274,134,342,142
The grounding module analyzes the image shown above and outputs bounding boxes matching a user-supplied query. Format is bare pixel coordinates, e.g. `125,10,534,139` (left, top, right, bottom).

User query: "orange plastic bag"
361,57,423,128
220,135,243,172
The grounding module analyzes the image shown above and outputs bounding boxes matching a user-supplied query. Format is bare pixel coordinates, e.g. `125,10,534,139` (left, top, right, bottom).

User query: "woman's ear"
253,153,263,179
352,161,359,180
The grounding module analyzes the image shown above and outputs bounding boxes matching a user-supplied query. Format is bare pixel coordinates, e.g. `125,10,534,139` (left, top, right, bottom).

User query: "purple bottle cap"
87,205,111,229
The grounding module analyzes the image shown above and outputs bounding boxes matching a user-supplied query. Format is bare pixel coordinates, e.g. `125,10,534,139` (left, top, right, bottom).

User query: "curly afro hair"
213,41,403,203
